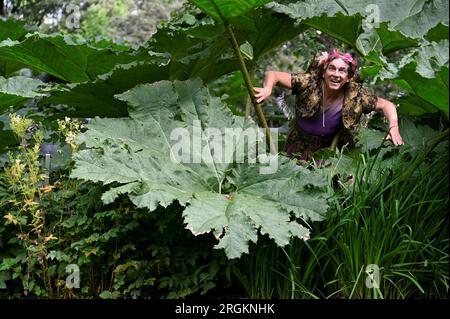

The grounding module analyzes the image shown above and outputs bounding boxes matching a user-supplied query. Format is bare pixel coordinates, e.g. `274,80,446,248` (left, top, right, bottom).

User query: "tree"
0,0,69,26
1,0,185,47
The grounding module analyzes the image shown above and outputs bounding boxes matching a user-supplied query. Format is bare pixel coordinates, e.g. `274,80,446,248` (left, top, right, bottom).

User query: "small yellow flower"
44,234,58,242
23,198,38,209
40,184,54,194
4,213,19,225
9,113,33,140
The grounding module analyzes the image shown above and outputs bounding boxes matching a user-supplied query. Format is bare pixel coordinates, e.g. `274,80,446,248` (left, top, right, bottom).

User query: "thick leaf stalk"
208,0,275,154
227,23,276,154
245,66,256,119
224,24,269,128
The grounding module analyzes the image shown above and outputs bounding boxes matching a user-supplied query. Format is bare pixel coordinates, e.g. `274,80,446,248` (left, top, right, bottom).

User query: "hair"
316,48,359,79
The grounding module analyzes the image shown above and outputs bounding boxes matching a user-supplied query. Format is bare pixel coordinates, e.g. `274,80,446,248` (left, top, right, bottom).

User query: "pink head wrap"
316,48,358,76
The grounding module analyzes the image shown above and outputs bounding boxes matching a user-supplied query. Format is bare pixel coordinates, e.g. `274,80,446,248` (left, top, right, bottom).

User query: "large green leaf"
364,41,449,118
231,8,307,59
188,0,272,21
374,22,419,54
0,76,46,113
42,61,170,118
266,0,448,119
355,128,387,153
0,19,30,42
394,0,449,39
371,40,449,79
0,33,153,83
71,80,329,259
267,1,363,53
306,13,364,51
382,41,449,118
267,0,448,55
395,95,440,117
148,12,236,82
266,0,440,34
426,22,449,42
44,7,304,119
396,64,448,118
148,9,304,82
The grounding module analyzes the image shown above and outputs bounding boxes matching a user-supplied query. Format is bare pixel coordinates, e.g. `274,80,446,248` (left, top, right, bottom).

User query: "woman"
254,48,404,161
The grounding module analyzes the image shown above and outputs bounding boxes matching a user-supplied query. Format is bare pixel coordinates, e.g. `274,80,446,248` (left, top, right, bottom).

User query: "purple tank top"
297,100,343,136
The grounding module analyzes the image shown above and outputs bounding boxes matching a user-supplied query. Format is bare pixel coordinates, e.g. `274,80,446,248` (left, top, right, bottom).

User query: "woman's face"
323,58,350,91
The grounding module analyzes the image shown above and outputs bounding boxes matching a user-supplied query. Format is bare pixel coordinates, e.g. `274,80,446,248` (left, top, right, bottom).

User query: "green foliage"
43,61,171,118
0,0,448,299
1,5,306,120
0,114,227,298
0,0,447,123
268,0,448,53
1,178,227,298
394,42,449,119
232,125,449,298
316,118,448,184
189,0,272,21
0,32,154,82
80,0,132,40
1,114,58,297
322,147,448,298
0,19,31,42
1,0,68,26
267,0,449,118
71,80,329,259
147,7,305,82
364,40,449,118
0,76,46,113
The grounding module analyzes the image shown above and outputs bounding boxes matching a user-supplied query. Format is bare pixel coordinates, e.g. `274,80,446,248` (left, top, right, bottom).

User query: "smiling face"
323,58,351,92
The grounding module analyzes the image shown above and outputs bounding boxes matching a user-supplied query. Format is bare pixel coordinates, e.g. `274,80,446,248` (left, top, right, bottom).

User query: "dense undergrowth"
233,142,449,299
0,0,448,299
0,114,447,299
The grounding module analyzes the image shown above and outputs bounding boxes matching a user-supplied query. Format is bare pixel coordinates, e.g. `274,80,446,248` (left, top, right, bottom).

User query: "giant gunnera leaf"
71,80,329,259
188,0,272,21
0,76,47,113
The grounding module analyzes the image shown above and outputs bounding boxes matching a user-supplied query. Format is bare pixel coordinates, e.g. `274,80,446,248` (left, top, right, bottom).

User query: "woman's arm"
375,97,404,146
254,71,292,103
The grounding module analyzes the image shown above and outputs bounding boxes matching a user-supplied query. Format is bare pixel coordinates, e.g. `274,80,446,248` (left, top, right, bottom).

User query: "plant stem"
225,23,276,154
245,66,255,119
209,0,275,154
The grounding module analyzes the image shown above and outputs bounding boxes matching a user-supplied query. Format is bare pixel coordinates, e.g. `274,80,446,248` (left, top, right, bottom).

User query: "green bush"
0,116,228,298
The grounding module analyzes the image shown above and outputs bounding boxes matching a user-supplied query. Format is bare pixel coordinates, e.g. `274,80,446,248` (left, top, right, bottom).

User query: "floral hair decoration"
316,48,358,77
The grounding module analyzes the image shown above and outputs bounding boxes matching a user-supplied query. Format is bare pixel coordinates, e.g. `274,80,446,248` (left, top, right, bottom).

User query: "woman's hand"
385,126,404,146
254,86,272,103
376,98,404,146
255,71,291,103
